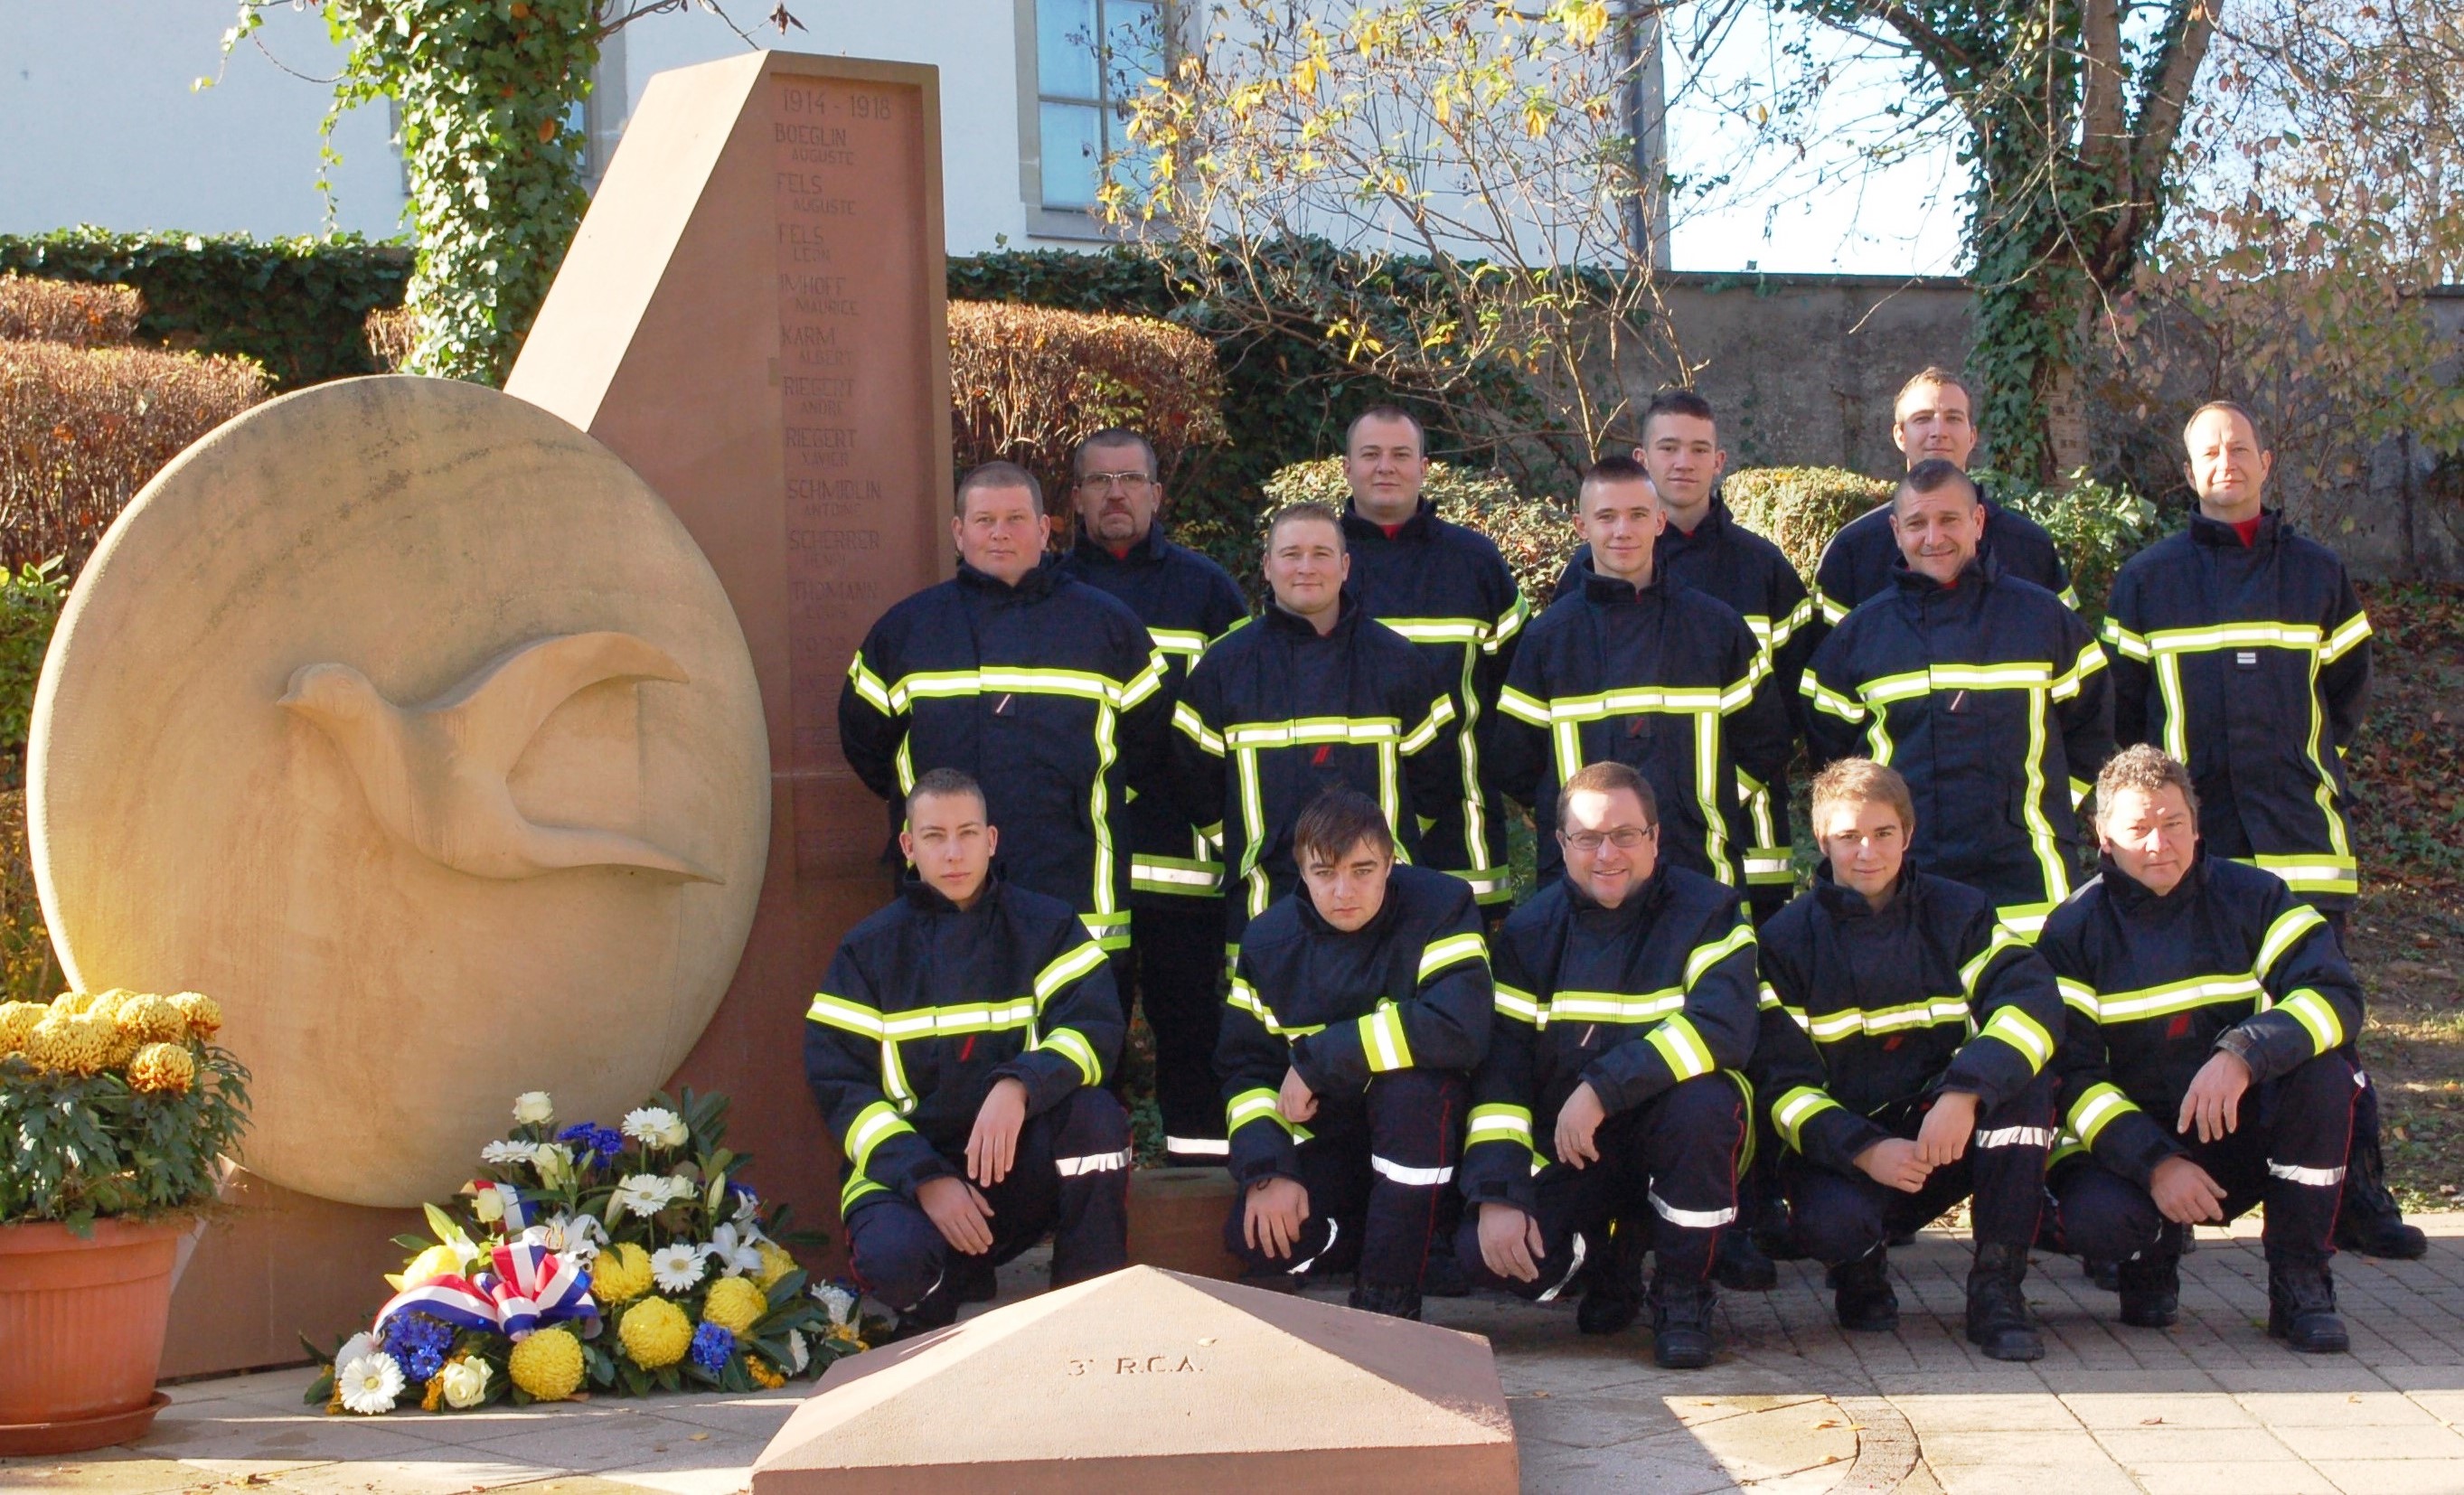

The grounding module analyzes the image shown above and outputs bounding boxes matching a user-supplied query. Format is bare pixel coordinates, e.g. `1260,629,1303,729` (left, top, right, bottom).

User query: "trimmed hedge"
1724,467,1895,582
1260,458,1577,604
0,230,409,390
0,275,140,347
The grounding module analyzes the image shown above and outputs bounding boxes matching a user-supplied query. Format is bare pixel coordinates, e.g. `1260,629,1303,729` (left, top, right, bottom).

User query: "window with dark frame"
1035,0,1164,212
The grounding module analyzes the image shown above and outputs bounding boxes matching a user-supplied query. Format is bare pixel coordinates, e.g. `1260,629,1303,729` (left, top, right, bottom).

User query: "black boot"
2335,1124,2429,1260
1828,1246,1898,1332
1577,1222,1644,1336
1712,1227,1779,1293
887,1272,962,1341
1420,1246,1472,1298
947,1248,1000,1305
1648,1272,1718,1369
1965,1244,2045,1361
2266,1255,2349,1354
2116,1235,2182,1330
1348,1281,1424,1321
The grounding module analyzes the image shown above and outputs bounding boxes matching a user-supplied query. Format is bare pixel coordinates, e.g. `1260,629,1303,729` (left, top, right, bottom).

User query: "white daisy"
785,1328,810,1374
650,1243,705,1293
480,1139,540,1166
810,1282,856,1327
611,1173,672,1218
337,1351,405,1415
700,1223,764,1277
622,1107,689,1148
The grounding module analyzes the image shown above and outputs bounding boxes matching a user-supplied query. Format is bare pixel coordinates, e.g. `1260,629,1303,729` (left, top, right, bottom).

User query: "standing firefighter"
1752,758,2064,1360
803,770,1130,1338
1217,790,1493,1321
1056,428,1251,1167
1335,406,1527,912
1801,459,2114,936
2045,747,2365,1353
2101,400,2417,1261
1455,762,1759,1369
839,461,1170,955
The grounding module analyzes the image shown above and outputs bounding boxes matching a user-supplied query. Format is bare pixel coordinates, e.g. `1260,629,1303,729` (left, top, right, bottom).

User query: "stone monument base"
750,1265,1517,1492
160,1170,420,1379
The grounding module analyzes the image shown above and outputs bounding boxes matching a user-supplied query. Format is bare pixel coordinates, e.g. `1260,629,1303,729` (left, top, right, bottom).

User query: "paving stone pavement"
8,1215,2464,1494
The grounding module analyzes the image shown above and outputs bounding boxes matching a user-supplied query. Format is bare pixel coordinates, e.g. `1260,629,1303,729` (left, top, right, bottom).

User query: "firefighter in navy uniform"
2101,400,2417,1261
1491,455,1793,907
1803,367,2078,660
803,770,1130,1337
1172,502,1459,954
1801,459,2114,938
1055,428,1252,1168
1753,758,2065,1361
2044,747,2365,1353
839,462,1170,957
1336,406,1528,914
1454,762,1758,1369
1217,790,1493,1321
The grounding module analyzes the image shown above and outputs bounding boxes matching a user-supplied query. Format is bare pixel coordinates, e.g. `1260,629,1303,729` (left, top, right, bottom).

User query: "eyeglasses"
1560,826,1656,852
1075,471,1154,492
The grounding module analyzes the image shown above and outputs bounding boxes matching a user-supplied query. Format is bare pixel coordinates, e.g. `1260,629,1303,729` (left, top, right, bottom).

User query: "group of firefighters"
802,368,2414,1370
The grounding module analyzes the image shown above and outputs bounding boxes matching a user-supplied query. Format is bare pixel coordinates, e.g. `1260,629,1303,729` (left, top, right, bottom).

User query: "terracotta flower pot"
0,1216,186,1454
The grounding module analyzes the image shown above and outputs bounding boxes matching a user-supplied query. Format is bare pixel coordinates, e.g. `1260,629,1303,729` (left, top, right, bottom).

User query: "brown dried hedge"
948,300,1228,503
364,305,416,372
0,274,141,348
0,339,269,570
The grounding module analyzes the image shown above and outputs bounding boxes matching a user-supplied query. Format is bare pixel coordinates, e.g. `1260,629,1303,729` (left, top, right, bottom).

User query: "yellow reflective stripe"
840,1174,888,1213
1683,922,1755,988
2237,854,2358,896
2058,976,2100,1019
1118,649,1168,710
1767,596,1816,650
1487,592,1531,653
845,1101,917,1174
1646,1013,1715,1080
1516,685,1734,720
1995,901,2054,938
1036,1026,1104,1086
2057,584,2082,610
1803,995,1971,1042
1757,982,1782,1011
1148,627,1209,657
2082,973,2262,1024
1497,685,1553,728
2255,903,2329,985
1226,978,1326,1038
1417,932,1489,983
1223,715,1405,748
2067,1081,2140,1147
2275,988,2345,1054
2321,611,2372,663
1226,1086,1306,1140
1399,694,1456,754
1382,616,1490,644
2144,621,2324,654
1033,940,1111,1008
806,992,886,1039
845,653,893,711
1173,700,1226,755
1773,1085,1843,1151
1977,1006,2054,1073
1550,987,1686,1024
1958,923,2032,1000
1466,1103,1534,1148
1359,1002,1415,1073
2049,641,2107,701
1801,674,1867,723
2100,617,2151,663
1816,588,1850,625
1130,855,1224,895
888,665,1131,710
1493,981,1545,1026
879,998,1039,1040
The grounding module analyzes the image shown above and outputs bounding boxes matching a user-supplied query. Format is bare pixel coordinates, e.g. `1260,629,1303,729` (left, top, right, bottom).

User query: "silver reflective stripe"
1537,1231,1589,1303
1164,1136,1230,1158
1647,1189,1737,1229
1973,1126,2055,1149
1368,1155,1456,1187
1288,1216,1339,1274
2267,1160,2346,1187
1056,1149,1131,1177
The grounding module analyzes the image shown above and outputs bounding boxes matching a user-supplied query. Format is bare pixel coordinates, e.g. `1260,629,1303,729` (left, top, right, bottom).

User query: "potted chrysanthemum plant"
0,990,249,1454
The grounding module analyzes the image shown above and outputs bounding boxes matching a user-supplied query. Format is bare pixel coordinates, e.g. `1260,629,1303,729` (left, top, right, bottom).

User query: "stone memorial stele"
749,1266,1519,1492
29,374,769,1208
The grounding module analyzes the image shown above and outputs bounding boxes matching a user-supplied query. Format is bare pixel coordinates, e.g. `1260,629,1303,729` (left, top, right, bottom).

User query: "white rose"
512,1091,554,1125
438,1357,491,1409
471,1188,504,1224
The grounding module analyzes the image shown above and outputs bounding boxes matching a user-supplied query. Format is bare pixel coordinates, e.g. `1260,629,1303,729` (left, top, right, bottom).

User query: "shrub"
1256,458,1579,604
0,789,55,1003
0,275,140,347
1989,467,2161,618
0,340,269,571
1723,467,1895,583
365,306,416,373
947,300,1230,508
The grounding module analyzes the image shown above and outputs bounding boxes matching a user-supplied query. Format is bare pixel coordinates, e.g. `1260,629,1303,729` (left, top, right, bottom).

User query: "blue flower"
688,1321,735,1376
557,1123,626,1164
381,1312,456,1384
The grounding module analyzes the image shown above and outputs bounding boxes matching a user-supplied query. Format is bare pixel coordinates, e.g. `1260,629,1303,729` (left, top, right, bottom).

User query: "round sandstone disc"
29,375,769,1207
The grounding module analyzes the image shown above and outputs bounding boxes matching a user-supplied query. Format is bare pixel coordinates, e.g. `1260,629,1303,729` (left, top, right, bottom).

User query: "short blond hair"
2095,745,2200,822
1809,757,1914,834
1265,499,1344,545
1894,366,1974,419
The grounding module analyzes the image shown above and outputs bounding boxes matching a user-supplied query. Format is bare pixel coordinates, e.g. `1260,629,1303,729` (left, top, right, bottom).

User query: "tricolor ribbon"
467,1179,533,1232
375,1236,597,1342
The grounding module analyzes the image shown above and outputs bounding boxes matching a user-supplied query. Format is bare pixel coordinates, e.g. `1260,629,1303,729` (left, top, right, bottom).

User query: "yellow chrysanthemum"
592,1242,653,1303
753,1241,798,1291
84,989,131,1022
617,1296,691,1368
387,1243,465,1293
170,992,223,1041
127,1041,196,1095
0,1001,44,1055
508,1327,585,1401
747,1355,785,1389
701,1275,766,1334
27,1013,114,1076
113,994,187,1044
50,991,93,1016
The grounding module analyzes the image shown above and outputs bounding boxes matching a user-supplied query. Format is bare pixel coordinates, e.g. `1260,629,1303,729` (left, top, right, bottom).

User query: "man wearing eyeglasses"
1454,761,1758,1368
1056,428,1251,1169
